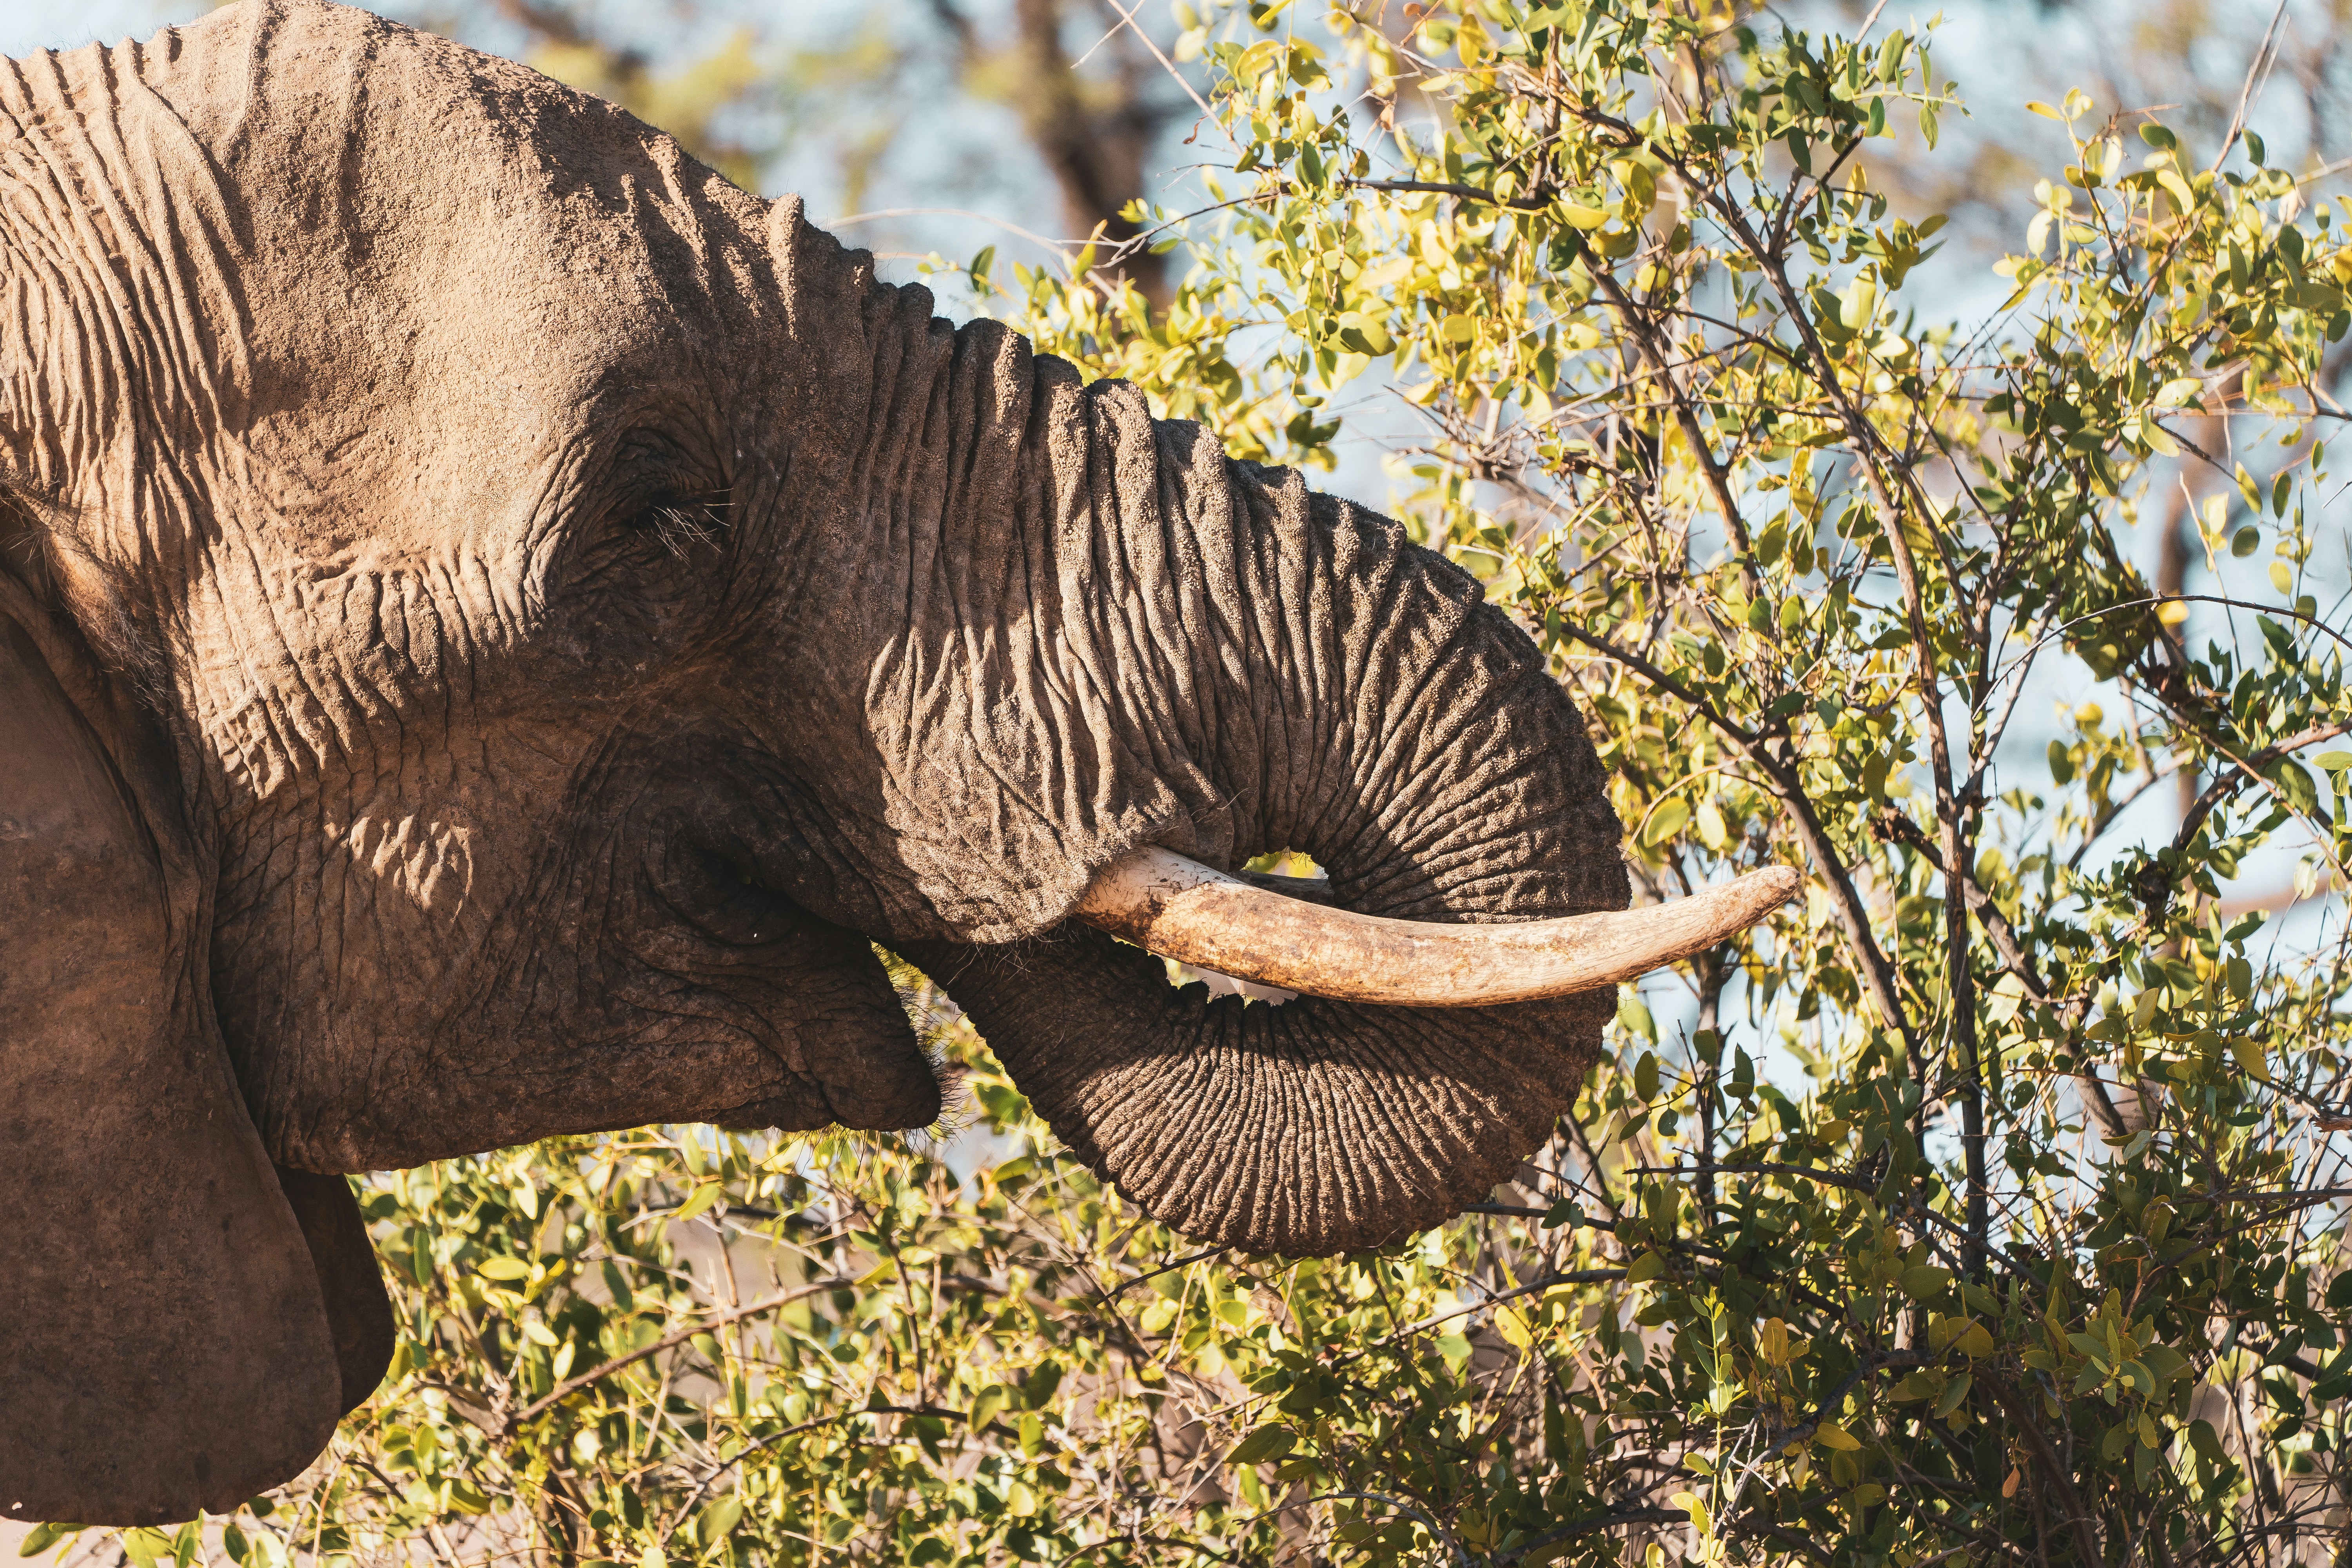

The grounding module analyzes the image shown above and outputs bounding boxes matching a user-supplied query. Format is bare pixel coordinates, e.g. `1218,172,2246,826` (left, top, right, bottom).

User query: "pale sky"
0,2,213,57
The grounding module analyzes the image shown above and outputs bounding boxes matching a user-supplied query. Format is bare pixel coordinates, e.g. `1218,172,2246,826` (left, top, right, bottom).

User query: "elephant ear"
0,597,346,1526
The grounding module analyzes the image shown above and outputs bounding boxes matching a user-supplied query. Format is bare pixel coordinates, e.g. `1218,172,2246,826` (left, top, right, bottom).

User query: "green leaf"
1644,798,1691,846
17,1525,71,1560
476,1256,531,1281
1020,1359,1064,1408
2228,1036,2270,1082
1618,993,1657,1043
1815,1422,1862,1451
1635,1050,1661,1101
1228,1425,1297,1465
2314,750,2352,773
695,1496,744,1547
673,1181,723,1224
1337,316,1394,357
1899,1265,1952,1300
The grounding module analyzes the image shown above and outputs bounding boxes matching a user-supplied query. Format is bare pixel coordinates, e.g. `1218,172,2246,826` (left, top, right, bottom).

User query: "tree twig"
504,1278,852,1434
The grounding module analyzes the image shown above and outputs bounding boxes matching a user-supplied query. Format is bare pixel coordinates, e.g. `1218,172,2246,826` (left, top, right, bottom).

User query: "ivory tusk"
1076,845,1798,1007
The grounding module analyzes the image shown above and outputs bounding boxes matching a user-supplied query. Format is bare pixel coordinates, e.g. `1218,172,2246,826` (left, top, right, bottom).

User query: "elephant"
0,0,1791,1525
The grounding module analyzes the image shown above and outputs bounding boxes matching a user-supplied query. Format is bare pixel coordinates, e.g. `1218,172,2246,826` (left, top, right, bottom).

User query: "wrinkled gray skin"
0,0,1626,1523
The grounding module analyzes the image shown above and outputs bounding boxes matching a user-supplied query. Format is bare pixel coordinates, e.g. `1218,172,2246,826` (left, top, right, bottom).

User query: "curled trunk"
908,491,1629,1255
914,929,1613,1255
763,205,1628,1254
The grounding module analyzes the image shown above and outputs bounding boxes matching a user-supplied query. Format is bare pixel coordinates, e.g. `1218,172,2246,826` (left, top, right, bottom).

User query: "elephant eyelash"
621,491,732,559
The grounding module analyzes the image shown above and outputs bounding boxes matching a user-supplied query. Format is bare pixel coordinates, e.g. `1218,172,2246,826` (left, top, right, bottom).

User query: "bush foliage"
36,1,2352,1564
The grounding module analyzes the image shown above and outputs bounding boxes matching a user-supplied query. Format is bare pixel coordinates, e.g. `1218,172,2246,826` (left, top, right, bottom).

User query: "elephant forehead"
0,0,773,544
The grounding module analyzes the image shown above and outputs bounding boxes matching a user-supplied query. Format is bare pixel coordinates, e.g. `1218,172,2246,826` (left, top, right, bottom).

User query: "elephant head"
0,0,1788,1523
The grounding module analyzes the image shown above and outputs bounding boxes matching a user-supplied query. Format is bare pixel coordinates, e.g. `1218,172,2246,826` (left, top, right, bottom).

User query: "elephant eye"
621,491,731,557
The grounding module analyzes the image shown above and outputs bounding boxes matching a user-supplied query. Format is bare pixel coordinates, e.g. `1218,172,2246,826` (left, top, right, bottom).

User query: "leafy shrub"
41,2,2352,1564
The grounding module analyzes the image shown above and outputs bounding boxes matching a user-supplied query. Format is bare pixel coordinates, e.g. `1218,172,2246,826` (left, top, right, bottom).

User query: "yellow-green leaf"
971,1385,1009,1432
2229,1036,2270,1082
696,1496,744,1547
673,1181,723,1224
1644,798,1691,846
1900,1265,1953,1300
1618,993,1656,1043
18,1525,71,1560
1229,1425,1297,1465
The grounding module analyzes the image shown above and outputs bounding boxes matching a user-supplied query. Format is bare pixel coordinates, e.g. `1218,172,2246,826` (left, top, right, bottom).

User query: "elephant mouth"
1076,845,1795,1007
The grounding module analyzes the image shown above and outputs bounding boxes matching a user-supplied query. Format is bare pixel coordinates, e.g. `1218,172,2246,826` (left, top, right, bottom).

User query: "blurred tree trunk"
926,0,1175,310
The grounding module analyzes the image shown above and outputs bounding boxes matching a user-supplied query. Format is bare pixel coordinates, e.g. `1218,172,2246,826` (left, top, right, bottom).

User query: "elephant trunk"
758,206,1693,1252
909,484,1640,1256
